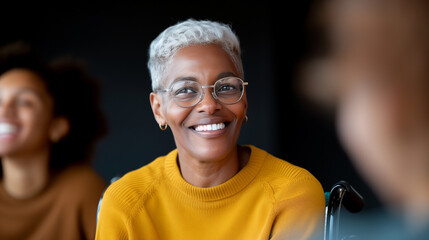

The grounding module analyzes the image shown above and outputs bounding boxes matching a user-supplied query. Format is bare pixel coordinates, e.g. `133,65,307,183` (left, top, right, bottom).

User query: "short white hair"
147,18,244,91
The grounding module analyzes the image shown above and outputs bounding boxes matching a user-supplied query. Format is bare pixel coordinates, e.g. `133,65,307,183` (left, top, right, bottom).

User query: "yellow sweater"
96,145,325,240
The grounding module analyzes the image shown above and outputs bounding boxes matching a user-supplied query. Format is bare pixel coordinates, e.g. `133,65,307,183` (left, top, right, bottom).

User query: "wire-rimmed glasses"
155,77,248,108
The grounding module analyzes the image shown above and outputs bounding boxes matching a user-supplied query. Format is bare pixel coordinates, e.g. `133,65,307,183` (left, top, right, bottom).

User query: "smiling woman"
0,41,107,240
95,19,325,240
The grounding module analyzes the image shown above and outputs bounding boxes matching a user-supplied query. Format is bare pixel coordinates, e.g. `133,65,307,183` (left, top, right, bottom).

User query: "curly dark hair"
0,41,107,171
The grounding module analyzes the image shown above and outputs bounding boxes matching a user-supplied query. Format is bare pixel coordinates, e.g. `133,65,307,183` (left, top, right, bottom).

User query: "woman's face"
0,69,55,158
151,44,247,162
332,1,429,207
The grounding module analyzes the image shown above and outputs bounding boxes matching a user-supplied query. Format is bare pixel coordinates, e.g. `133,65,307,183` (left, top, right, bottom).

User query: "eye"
176,87,197,95
173,86,200,101
15,93,40,108
15,98,34,107
217,84,237,92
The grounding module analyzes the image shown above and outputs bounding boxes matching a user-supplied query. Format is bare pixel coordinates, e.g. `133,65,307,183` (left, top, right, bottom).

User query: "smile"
194,123,226,132
0,123,18,135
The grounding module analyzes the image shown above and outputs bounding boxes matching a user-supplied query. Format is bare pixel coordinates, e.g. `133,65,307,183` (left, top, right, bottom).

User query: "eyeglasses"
156,77,248,108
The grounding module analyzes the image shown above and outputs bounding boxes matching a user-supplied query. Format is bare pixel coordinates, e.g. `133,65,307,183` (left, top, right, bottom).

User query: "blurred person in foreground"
0,41,107,240
96,18,325,240
299,0,429,239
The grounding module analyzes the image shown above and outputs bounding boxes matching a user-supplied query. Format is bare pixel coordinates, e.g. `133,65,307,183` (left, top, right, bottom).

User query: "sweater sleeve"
270,171,325,240
95,180,162,240
79,173,107,240
56,165,108,240
95,188,131,240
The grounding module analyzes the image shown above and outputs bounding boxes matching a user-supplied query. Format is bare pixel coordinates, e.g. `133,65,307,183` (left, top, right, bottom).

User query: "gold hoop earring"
243,115,248,124
159,123,168,131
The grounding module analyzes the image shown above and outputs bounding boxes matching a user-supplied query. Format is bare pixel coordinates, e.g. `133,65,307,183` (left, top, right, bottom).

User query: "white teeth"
0,123,18,135
195,123,226,132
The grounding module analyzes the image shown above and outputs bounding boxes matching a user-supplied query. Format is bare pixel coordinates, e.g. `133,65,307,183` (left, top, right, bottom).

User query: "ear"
49,117,70,143
150,92,167,125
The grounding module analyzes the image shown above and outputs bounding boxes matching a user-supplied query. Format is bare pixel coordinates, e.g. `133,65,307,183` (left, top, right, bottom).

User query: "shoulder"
55,164,107,195
250,145,318,181
249,145,324,200
50,164,107,209
102,154,167,209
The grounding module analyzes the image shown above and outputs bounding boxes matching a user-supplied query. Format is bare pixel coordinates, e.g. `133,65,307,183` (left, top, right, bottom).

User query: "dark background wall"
1,1,382,211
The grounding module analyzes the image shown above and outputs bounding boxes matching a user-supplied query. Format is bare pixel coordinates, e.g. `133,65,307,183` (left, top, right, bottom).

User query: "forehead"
0,68,49,95
329,0,426,39
164,44,238,83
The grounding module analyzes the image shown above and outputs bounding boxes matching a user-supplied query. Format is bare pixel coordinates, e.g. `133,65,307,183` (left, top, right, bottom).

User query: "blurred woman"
331,0,429,236
0,41,107,240
301,0,429,239
96,19,325,240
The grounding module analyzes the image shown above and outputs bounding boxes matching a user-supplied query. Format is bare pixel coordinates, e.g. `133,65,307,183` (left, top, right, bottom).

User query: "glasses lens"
214,77,244,104
171,80,202,107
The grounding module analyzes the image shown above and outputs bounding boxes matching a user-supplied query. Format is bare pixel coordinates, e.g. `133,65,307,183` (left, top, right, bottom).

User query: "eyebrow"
0,88,45,99
171,72,239,84
217,72,238,79
172,76,197,83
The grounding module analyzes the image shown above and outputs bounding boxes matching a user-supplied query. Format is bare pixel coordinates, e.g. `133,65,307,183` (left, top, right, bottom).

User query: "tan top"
0,164,107,240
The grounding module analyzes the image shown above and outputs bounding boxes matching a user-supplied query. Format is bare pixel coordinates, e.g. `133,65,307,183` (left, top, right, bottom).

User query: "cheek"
337,91,407,200
226,102,247,141
230,99,247,119
21,108,52,134
165,102,191,128
337,90,387,171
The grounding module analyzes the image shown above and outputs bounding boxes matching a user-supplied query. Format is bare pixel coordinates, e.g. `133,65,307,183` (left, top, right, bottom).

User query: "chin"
188,141,236,162
0,146,17,157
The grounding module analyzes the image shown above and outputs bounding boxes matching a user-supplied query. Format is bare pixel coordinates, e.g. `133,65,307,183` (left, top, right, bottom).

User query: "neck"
178,145,250,188
401,173,429,233
1,149,51,199
398,134,429,233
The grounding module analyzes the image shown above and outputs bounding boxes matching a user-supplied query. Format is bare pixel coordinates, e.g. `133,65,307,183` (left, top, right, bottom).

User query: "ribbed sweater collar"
164,145,266,201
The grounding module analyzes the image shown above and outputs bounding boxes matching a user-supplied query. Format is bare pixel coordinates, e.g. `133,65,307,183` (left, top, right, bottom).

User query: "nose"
194,88,222,114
